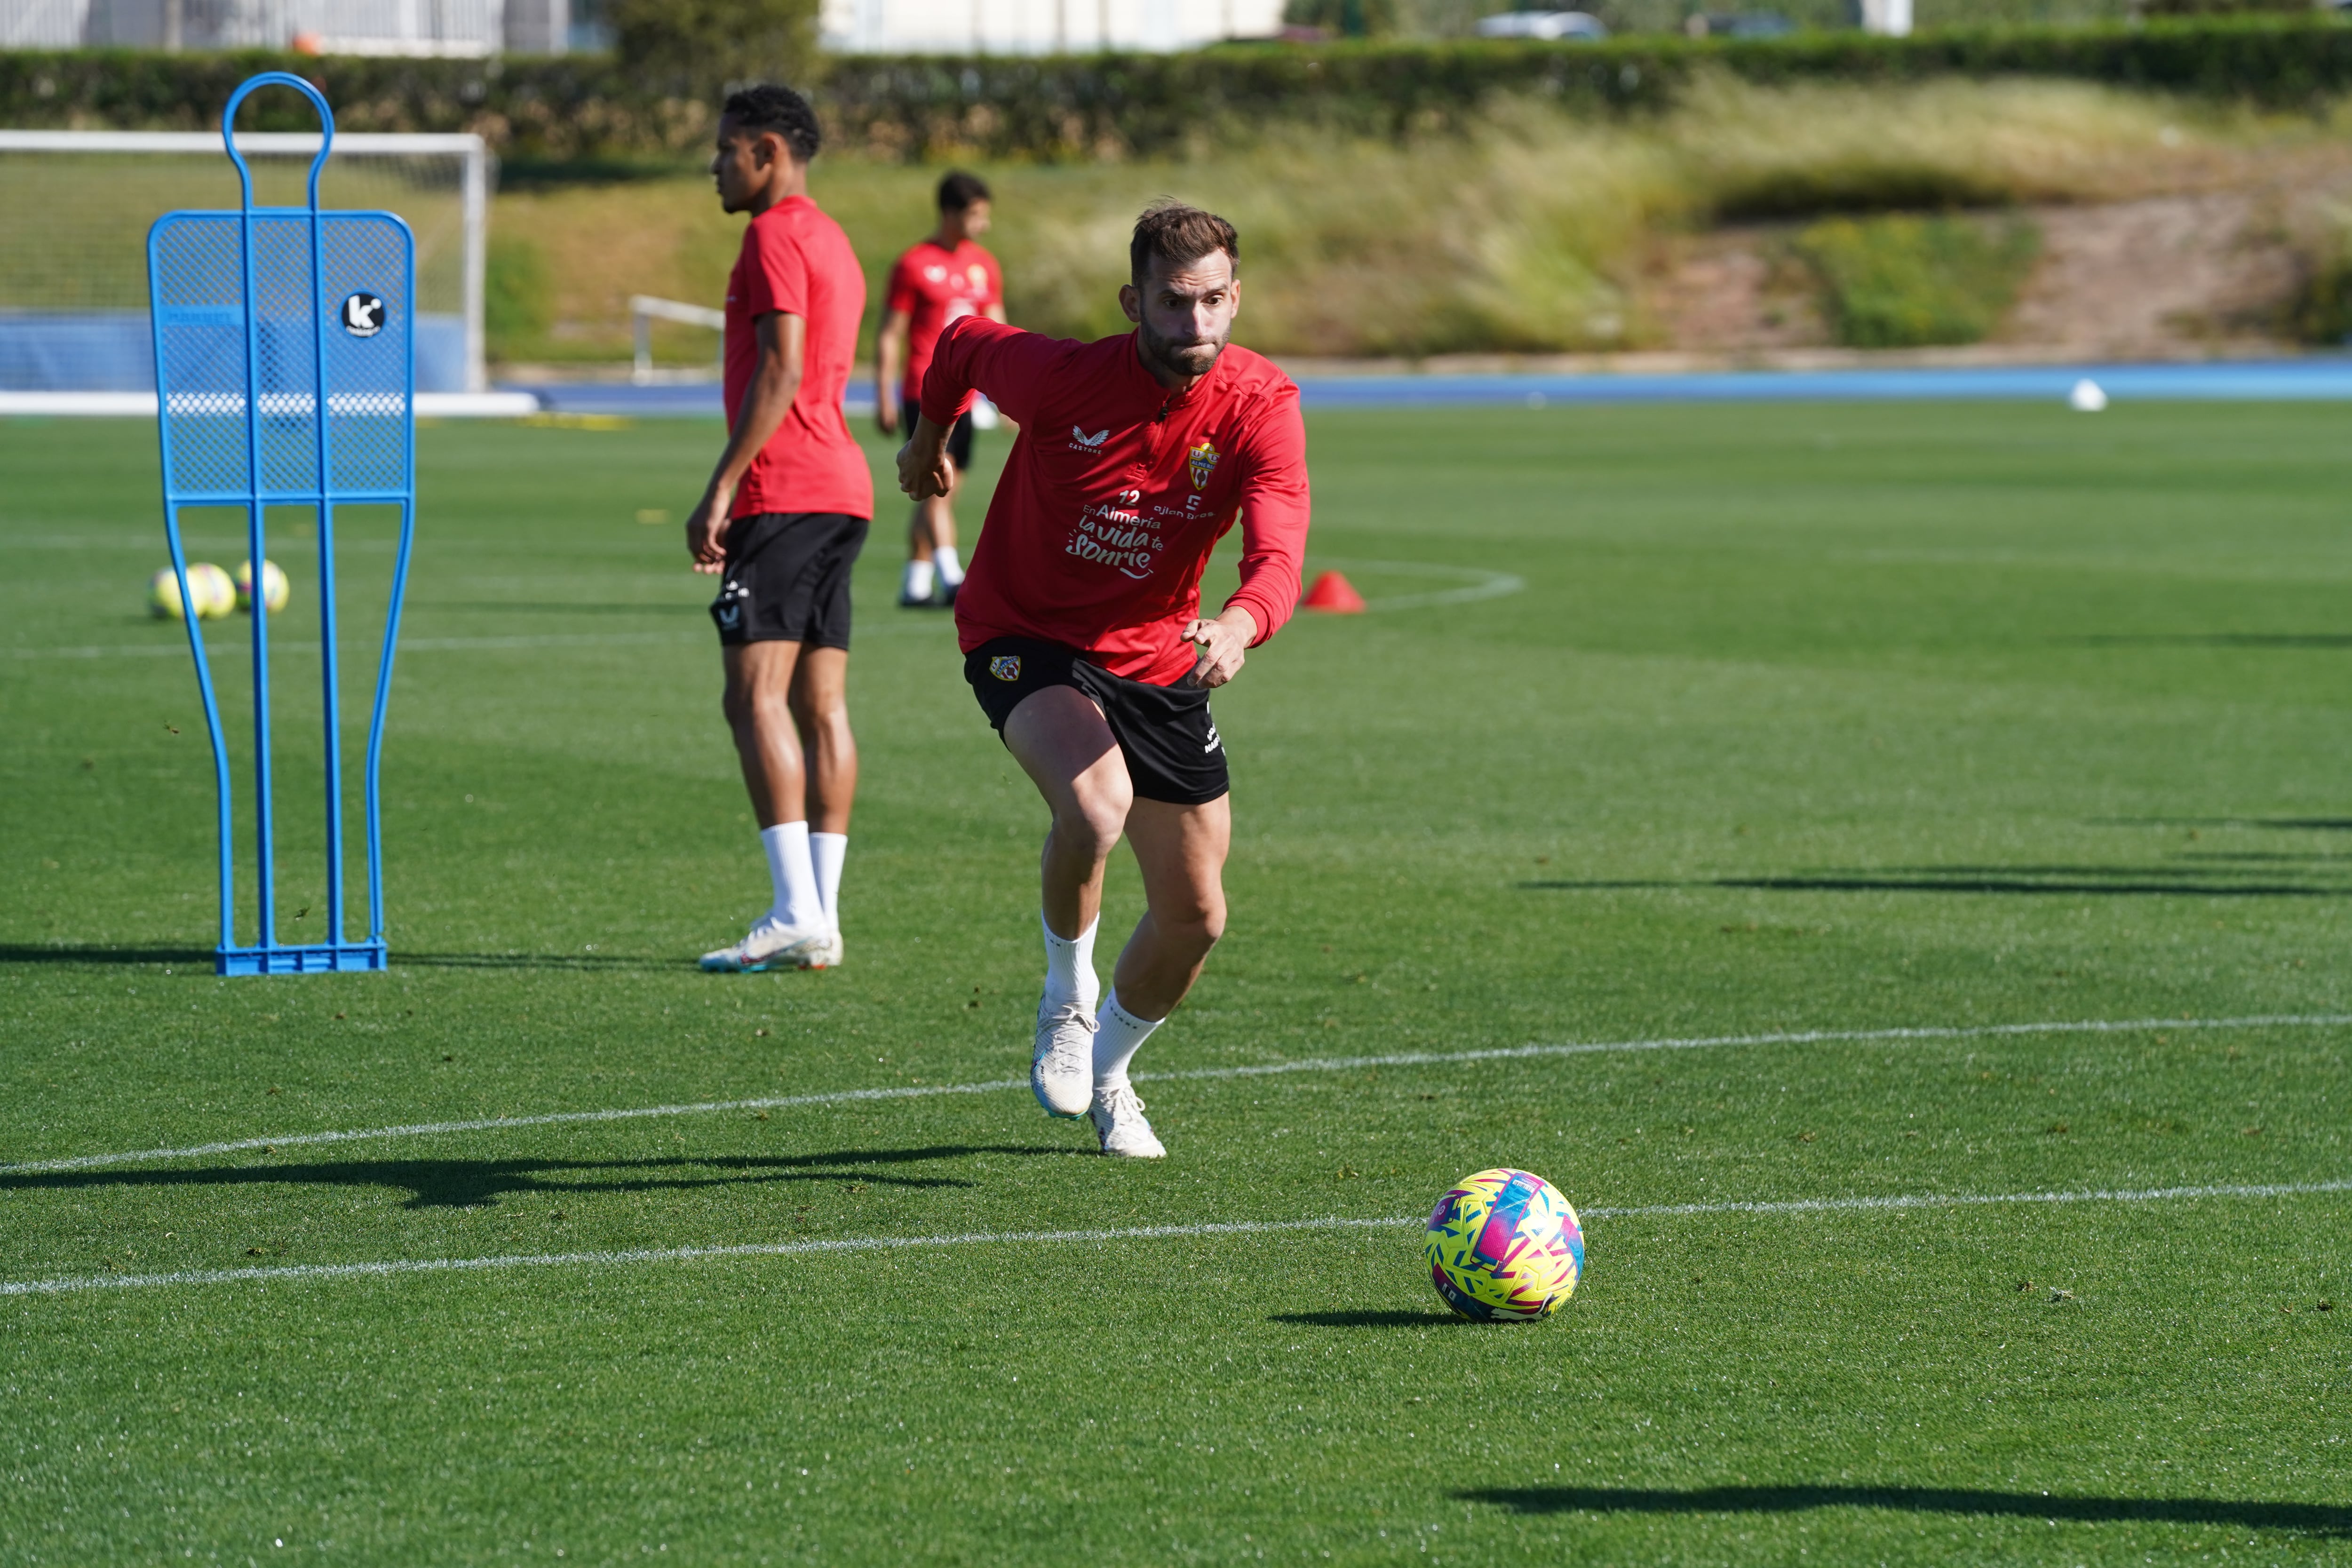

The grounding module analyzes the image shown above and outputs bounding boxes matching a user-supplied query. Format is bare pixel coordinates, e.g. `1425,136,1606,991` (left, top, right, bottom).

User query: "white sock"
902,559,935,600
809,832,846,933
934,544,963,586
1093,990,1162,1089
759,821,825,932
1042,912,1099,1012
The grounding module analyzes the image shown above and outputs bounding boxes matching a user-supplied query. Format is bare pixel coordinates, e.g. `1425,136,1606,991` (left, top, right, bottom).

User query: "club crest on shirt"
989,655,1022,682
1187,440,1220,490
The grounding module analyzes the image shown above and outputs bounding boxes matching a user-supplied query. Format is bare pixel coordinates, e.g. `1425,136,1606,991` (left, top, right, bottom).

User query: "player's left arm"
1184,398,1311,687
687,310,805,574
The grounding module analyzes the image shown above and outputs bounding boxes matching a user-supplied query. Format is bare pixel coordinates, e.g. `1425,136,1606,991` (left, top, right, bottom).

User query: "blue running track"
511,356,2352,419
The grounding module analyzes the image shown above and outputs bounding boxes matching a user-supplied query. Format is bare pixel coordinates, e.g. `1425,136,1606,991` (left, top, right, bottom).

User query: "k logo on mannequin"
341,292,385,338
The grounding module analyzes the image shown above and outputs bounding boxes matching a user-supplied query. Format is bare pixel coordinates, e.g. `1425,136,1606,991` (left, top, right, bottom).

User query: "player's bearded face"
709,121,765,213
1126,254,1239,383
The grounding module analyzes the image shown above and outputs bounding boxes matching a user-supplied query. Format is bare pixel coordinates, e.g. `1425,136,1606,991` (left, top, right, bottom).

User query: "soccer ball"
148,563,236,621
236,558,290,614
1424,1167,1583,1321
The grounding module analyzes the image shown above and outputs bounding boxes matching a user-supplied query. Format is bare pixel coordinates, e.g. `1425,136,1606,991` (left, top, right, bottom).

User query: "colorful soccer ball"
235,558,289,614
1424,1167,1583,1321
148,563,236,621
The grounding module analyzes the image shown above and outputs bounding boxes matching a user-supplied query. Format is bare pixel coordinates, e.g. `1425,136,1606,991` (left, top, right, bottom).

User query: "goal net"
0,129,489,401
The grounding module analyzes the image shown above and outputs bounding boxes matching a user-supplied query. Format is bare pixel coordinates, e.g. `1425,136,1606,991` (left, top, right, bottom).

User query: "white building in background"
821,0,1284,54
0,0,569,54
1855,0,1908,34
1,0,1274,55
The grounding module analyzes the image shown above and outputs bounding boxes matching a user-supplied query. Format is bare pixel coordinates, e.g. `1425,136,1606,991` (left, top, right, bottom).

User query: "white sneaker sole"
1097,1134,1166,1159
1032,996,1097,1119
1032,1059,1092,1119
699,930,833,973
1090,1100,1166,1158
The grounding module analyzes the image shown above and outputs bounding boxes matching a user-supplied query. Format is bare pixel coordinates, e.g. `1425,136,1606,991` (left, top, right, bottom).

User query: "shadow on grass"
2091,817,2352,832
1521,863,2349,897
396,950,678,972
1271,1309,1465,1329
0,946,685,974
2068,633,2352,650
0,944,216,968
1458,1484,2352,1536
0,1145,1070,1209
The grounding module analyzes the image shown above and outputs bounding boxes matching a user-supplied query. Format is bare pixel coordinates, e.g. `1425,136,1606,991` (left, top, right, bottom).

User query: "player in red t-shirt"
874,171,1005,608
898,205,1311,1159
683,85,874,976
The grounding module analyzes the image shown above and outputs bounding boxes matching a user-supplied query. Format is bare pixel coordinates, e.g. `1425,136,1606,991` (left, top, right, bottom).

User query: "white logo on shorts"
1203,722,1222,754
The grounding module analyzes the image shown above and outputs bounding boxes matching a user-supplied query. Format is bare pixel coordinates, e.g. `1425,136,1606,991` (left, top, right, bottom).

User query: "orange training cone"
1302,570,1366,614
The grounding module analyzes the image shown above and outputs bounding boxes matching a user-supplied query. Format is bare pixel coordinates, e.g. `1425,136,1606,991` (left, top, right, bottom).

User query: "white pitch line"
0,1077,1028,1175
2,630,705,661
0,1217,1411,1297
5,1012,2344,1178
1319,559,1527,613
7,1178,2347,1298
6,619,957,662
1587,1177,2352,1220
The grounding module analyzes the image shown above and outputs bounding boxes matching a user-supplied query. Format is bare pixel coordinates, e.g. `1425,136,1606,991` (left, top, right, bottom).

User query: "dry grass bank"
490,77,2352,368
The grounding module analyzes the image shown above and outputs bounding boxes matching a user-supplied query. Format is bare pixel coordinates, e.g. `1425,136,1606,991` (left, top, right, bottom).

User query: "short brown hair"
1130,203,1239,282
721,84,822,163
938,170,991,212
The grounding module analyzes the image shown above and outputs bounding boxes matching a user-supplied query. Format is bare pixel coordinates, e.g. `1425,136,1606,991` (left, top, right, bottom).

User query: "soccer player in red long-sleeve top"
897,204,1311,1158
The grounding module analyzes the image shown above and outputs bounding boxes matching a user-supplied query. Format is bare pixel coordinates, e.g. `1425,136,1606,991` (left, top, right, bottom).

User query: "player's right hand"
875,397,898,437
685,492,731,574
896,424,955,502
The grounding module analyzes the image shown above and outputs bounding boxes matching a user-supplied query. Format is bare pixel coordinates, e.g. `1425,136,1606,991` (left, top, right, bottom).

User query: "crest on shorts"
1187,440,1220,490
989,655,1022,682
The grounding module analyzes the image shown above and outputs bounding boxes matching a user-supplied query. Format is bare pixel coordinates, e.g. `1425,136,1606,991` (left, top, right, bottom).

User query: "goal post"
0,127,492,403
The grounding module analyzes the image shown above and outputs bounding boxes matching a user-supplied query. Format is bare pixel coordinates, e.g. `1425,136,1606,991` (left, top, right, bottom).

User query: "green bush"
6,13,2352,161
484,233,554,359
1282,0,1403,38
2286,214,2352,345
1794,212,2039,347
2289,261,2352,345
611,0,818,88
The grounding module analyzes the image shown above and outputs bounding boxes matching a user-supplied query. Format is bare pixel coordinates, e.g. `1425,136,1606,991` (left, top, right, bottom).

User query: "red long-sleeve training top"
921,316,1311,685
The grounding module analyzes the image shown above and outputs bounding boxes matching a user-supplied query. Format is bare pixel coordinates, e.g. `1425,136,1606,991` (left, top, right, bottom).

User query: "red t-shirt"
723,195,873,520
922,317,1311,685
884,239,1003,404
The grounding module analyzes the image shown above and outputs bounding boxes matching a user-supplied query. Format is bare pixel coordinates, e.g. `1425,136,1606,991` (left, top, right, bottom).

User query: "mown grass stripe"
7,1179,2347,1298
6,1012,2343,1177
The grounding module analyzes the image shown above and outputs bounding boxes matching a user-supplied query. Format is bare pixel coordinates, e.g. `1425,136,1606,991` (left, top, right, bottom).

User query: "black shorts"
904,397,976,470
965,637,1230,807
709,512,868,649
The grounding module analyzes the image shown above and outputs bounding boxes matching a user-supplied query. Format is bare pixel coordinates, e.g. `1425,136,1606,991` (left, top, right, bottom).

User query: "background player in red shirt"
898,204,1311,1159
874,171,1005,607
684,85,874,974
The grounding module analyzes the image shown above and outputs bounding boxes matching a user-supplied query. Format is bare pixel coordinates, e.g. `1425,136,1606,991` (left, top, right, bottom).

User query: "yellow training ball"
236,558,290,614
186,562,236,619
148,563,236,621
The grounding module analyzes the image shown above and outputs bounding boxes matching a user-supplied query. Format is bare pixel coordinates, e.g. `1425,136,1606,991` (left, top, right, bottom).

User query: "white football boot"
1089,1082,1166,1159
1031,995,1097,1118
699,915,834,973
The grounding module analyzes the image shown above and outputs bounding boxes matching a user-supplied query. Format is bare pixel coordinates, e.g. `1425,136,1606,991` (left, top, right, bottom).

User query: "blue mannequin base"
216,942,388,976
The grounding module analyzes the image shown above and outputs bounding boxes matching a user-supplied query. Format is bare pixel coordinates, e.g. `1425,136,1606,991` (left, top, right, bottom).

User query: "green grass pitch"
2,401,2348,1564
